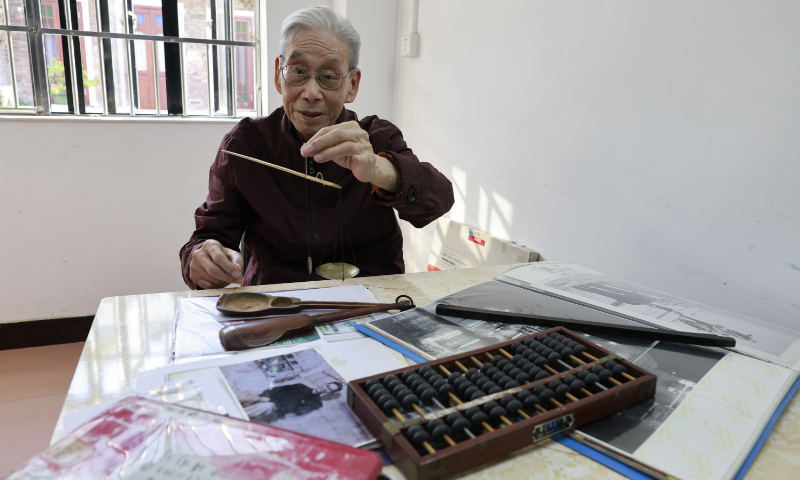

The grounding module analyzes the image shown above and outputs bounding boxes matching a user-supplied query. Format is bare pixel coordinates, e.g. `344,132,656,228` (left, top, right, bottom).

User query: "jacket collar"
280,107,351,147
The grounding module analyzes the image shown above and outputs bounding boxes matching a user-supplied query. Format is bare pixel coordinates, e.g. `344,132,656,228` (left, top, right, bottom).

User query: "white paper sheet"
173,285,379,363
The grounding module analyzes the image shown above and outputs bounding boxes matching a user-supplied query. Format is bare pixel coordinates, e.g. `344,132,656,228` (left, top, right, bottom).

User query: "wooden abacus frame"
347,327,657,480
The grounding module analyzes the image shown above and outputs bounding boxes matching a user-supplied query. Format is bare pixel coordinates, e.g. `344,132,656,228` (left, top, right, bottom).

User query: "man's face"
274,29,360,141
316,383,340,395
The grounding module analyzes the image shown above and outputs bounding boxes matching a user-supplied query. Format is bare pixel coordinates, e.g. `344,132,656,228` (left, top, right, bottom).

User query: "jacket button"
407,188,417,202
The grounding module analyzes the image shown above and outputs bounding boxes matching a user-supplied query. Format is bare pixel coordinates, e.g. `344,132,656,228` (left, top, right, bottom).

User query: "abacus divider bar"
435,304,737,347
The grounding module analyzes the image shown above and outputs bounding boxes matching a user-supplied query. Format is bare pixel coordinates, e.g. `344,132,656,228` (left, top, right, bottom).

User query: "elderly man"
180,6,453,288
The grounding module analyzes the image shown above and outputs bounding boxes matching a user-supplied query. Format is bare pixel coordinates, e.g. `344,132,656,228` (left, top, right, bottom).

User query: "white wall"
0,117,236,323
393,0,800,328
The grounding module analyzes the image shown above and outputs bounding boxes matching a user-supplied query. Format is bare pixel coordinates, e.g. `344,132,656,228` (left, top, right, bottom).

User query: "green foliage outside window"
48,59,101,96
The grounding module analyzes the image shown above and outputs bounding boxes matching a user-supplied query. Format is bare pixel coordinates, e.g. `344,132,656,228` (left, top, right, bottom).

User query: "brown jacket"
180,107,454,288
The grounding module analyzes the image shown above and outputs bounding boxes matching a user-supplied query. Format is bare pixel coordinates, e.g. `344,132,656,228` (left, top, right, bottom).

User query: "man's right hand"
189,239,244,289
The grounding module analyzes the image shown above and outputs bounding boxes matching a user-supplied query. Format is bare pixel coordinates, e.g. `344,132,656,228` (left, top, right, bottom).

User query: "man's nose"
299,76,324,102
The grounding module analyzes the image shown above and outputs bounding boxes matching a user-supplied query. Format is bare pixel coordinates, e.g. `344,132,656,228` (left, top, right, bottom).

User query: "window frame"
0,0,261,117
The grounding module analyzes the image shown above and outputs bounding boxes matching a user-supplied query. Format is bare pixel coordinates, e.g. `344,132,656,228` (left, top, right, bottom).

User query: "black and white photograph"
577,341,726,454
219,349,373,447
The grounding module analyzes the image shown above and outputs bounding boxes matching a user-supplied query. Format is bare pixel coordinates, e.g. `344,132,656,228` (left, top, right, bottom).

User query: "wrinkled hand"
300,121,400,192
189,239,243,289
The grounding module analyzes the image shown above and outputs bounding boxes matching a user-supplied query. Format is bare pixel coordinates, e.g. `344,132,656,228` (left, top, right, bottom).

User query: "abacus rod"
550,398,564,408
594,382,609,391
392,408,406,422
533,404,547,414
543,364,559,375
565,393,580,403
448,392,462,405
557,359,574,371
463,428,476,439
422,441,436,455
609,377,623,386
470,356,483,367
439,365,452,377
622,372,636,382
570,355,587,365
500,416,513,426
444,435,456,447
582,352,599,362
454,360,468,373
411,403,426,417
432,398,447,410
517,409,531,419
498,348,513,360
581,388,594,396
222,150,343,189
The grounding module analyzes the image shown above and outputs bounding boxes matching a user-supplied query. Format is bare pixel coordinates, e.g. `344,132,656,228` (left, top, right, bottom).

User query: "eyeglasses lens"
283,66,343,89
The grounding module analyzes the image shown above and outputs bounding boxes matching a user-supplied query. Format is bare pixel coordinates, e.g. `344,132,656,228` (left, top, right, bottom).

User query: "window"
0,0,261,117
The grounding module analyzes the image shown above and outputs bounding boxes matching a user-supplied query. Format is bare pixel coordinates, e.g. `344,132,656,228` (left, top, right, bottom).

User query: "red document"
8,397,381,480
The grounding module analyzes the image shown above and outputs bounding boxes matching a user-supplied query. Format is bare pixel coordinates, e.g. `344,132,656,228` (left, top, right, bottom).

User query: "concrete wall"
392,0,800,329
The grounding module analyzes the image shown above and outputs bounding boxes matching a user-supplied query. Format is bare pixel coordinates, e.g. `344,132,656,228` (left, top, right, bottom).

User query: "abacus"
347,327,657,480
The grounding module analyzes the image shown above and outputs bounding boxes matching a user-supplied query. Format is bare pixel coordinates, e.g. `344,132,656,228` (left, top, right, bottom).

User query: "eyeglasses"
279,65,355,90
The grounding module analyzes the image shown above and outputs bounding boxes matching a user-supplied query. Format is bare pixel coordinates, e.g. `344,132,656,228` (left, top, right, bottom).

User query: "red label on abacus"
531,414,574,443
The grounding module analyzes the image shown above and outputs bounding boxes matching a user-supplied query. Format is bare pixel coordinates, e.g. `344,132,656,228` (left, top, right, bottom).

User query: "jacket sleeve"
368,120,455,228
179,126,255,289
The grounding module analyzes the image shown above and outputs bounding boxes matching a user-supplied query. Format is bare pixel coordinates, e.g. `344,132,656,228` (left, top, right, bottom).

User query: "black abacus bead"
506,400,523,417
523,338,535,347
534,344,547,354
414,382,431,397
488,406,507,424
465,368,479,380
508,367,522,378
421,370,437,382
401,394,420,410
488,386,503,395
560,337,571,345
567,341,579,349
464,406,481,419
605,361,618,370
365,379,381,391
475,376,489,390
491,355,503,366
524,395,541,412
410,430,431,449
418,366,433,376
457,381,474,397
496,359,510,370
554,344,566,353
429,373,444,384
452,375,467,390
470,412,489,432
535,370,550,381
563,375,577,384
524,364,540,376
481,381,498,393
431,378,448,391
547,352,562,364
573,344,587,355
368,384,386,398
480,363,494,374
585,373,600,389
539,389,555,405
555,384,571,400
463,386,479,399
408,377,424,392
407,424,423,436
550,332,560,338
511,341,523,352
420,387,437,405
561,348,574,360
438,383,454,400
394,387,412,401
570,380,586,396
491,371,506,383
576,370,590,381
447,372,462,385
470,391,486,401
613,365,628,378
425,418,445,433
534,357,548,368
502,364,516,375
382,398,401,416
383,374,399,386
375,392,393,409
499,395,514,409
392,383,409,397
532,385,546,396
599,369,613,384
517,389,532,401
542,348,554,357
497,377,512,389
522,350,537,360
548,380,562,390
510,354,524,365
446,412,464,425
401,370,417,382
515,372,531,384
482,400,499,413
485,366,500,378
505,380,520,389
451,417,471,439
431,424,453,445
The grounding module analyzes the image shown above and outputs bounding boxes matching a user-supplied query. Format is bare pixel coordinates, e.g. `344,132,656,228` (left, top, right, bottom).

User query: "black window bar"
0,0,261,117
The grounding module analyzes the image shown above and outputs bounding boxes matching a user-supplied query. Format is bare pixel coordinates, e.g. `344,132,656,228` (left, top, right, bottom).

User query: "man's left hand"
300,121,401,193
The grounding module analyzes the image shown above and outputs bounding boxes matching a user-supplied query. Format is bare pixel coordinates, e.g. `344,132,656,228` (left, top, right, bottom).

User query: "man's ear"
274,56,283,95
344,68,361,104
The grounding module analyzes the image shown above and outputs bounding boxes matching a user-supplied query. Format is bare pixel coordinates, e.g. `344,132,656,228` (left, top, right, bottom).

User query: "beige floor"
0,342,84,477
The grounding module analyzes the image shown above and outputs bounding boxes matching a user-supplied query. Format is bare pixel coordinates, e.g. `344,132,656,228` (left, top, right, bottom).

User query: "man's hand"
300,121,401,193
189,239,243,289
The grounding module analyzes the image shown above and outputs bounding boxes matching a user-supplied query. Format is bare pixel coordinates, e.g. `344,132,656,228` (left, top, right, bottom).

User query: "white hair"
279,6,361,70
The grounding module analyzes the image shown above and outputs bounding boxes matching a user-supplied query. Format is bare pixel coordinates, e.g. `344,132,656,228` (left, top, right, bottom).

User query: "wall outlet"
401,33,420,57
